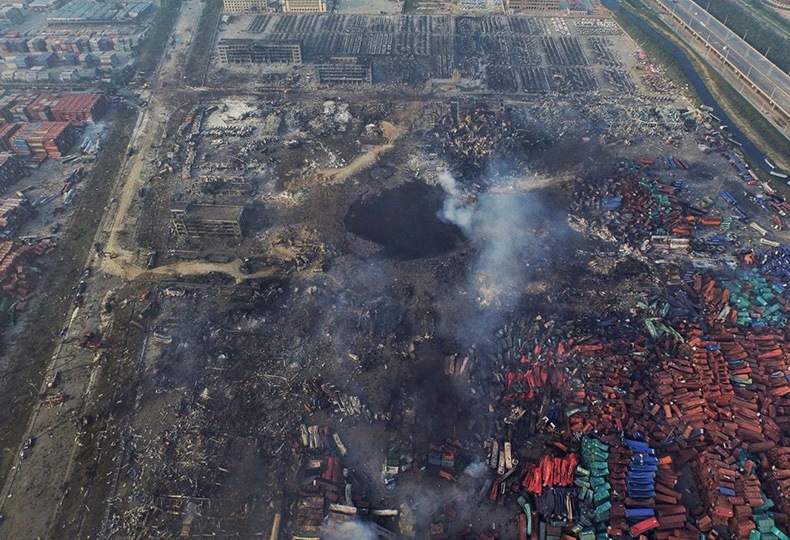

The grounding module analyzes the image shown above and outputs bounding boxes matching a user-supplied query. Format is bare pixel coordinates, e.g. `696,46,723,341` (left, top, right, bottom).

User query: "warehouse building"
222,0,268,12
283,0,327,13
171,202,244,238
316,58,371,84
189,176,254,197
217,39,302,64
506,0,560,9
46,1,153,25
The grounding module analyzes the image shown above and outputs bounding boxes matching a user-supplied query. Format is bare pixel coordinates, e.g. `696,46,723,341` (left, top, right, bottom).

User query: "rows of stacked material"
718,338,769,446
720,269,789,328
519,453,578,496
623,438,659,537
0,124,21,154
653,466,689,538
682,329,739,449
24,93,57,122
607,443,628,537
7,94,37,123
0,153,24,191
564,340,651,436
576,437,611,539
739,333,787,445
482,274,790,538
0,93,108,126
7,123,37,156
0,197,33,235
25,122,78,160
648,343,709,449
728,455,766,539
4,52,60,70
765,447,790,530
50,93,109,126
734,448,788,540
0,95,13,122
684,274,790,534
0,32,141,55
0,238,56,302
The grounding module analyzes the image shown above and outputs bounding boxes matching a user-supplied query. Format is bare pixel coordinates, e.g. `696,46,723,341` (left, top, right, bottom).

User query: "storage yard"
0,0,789,539
0,0,150,85
212,13,645,93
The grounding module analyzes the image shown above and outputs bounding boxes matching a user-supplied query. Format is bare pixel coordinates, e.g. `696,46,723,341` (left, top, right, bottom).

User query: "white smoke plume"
437,171,474,233
471,193,530,309
323,520,379,540
436,169,549,345
463,459,489,479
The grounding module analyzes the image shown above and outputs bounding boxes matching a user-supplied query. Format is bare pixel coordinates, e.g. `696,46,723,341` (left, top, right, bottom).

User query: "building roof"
172,202,245,221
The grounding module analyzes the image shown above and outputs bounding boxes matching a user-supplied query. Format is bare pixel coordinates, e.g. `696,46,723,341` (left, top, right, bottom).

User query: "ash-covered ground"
93,96,677,538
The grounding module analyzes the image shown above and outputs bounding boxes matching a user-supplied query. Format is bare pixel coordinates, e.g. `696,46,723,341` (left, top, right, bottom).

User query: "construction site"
0,0,789,539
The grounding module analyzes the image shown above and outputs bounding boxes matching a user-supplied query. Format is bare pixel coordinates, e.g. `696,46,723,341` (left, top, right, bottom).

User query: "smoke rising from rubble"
437,171,474,233
463,459,488,479
437,168,558,346
323,520,378,540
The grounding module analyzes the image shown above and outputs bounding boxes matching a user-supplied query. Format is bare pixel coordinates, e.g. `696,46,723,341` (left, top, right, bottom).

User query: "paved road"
656,0,790,117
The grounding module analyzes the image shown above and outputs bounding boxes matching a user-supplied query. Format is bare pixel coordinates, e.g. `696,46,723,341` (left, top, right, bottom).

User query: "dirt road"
102,0,206,281
0,1,208,537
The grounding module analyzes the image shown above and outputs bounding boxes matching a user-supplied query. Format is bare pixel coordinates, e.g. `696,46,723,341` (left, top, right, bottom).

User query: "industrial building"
217,39,302,64
189,176,254,197
170,202,244,238
46,2,153,25
27,0,65,12
506,0,561,9
316,58,372,84
283,0,327,13
222,0,268,12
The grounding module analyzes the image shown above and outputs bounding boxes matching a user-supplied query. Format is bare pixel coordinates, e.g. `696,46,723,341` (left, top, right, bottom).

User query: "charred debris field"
2,8,790,540
41,94,790,540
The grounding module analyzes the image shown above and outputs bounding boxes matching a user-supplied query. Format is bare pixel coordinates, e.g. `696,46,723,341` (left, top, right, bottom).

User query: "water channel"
602,0,773,173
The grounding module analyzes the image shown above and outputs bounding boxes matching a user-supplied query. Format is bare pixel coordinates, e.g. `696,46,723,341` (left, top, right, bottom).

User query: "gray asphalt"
656,0,790,116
